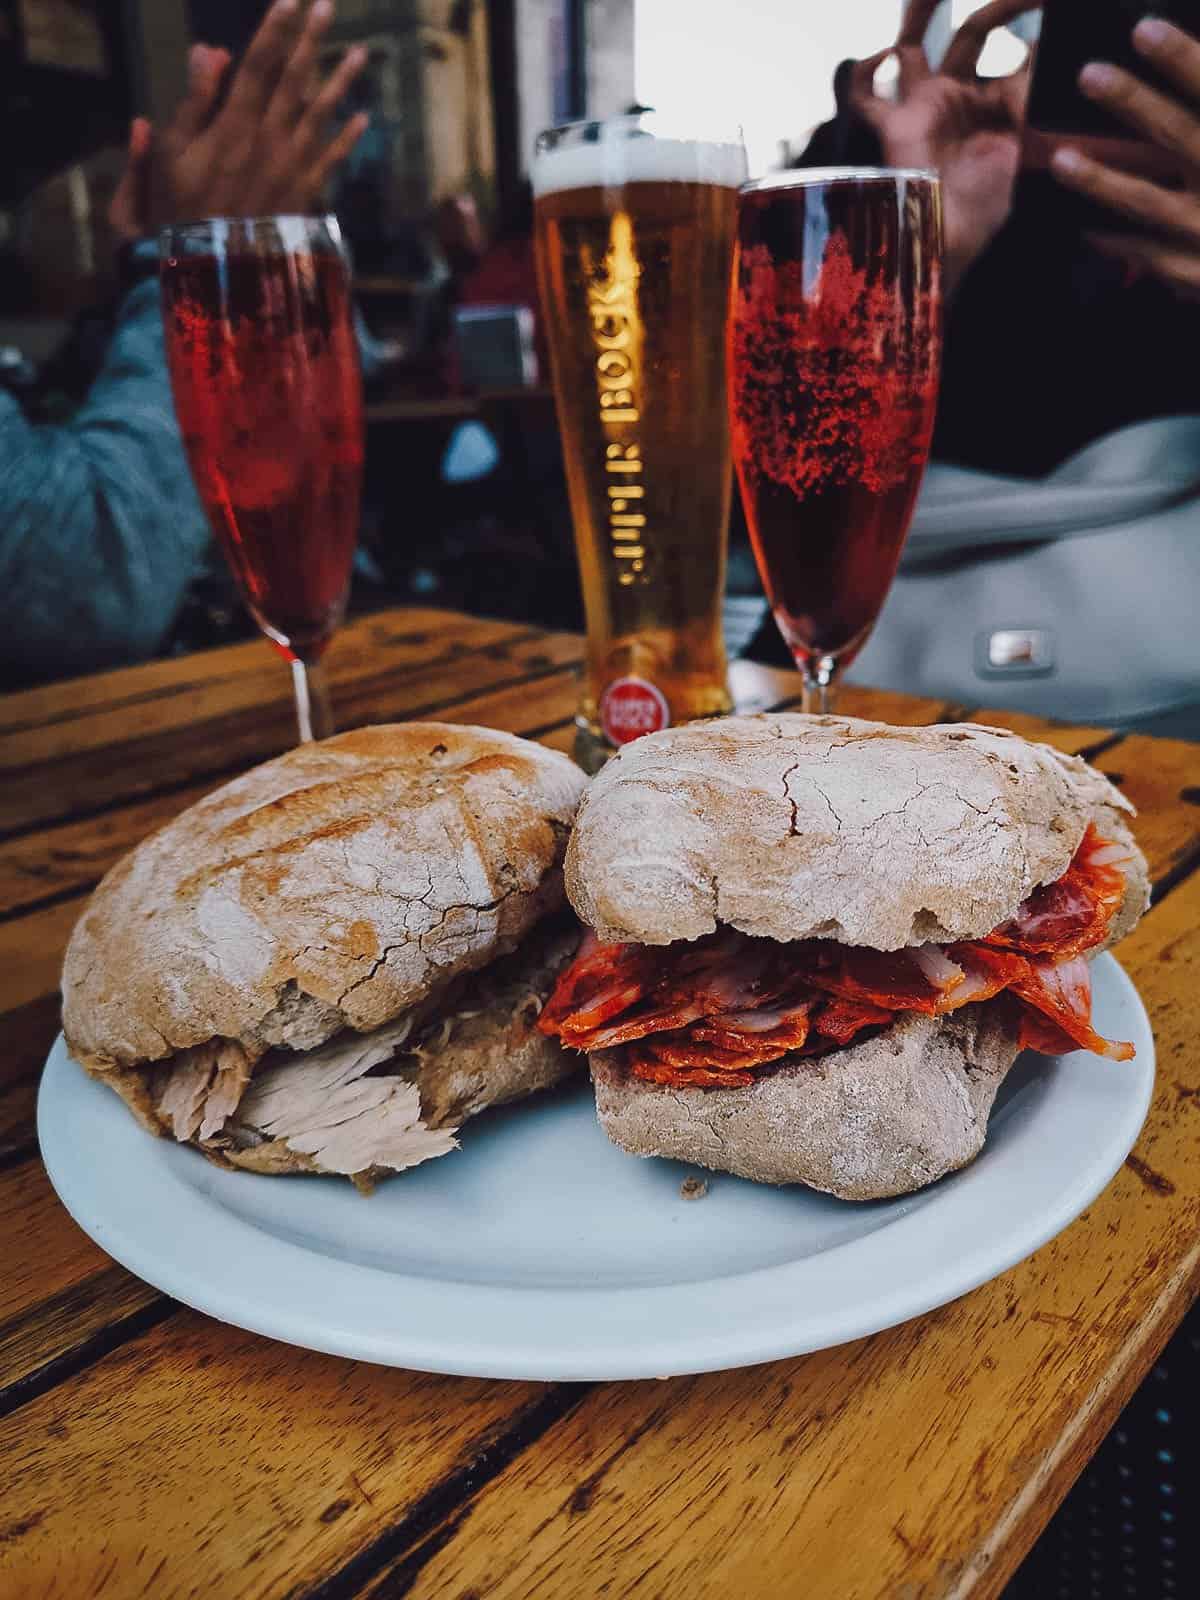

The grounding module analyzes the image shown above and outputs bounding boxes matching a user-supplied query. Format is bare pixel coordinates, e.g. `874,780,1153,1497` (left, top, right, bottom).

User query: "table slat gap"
0,610,535,739
1153,838,1200,906
0,1316,565,1599
0,1263,165,1395
300,1385,596,1600
0,636,585,838
945,1245,1200,1600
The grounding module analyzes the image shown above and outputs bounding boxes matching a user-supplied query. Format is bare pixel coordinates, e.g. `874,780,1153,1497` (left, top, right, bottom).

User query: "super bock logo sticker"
600,677,670,745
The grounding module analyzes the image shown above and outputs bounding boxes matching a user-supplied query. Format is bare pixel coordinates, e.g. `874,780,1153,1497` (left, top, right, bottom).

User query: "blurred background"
3,0,1196,751
2,0,989,681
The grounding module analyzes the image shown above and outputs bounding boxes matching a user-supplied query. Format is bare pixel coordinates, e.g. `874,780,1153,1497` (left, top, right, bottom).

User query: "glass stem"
800,654,838,716
291,657,335,744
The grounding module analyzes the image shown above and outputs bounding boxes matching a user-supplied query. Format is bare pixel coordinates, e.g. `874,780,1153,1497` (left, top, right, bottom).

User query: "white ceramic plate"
38,953,1154,1381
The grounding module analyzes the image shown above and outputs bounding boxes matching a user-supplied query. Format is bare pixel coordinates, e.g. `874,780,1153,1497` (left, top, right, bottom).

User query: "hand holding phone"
1022,2,1200,296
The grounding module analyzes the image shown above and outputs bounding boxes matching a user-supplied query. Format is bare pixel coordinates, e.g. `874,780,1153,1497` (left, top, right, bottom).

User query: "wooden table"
2,606,1199,1600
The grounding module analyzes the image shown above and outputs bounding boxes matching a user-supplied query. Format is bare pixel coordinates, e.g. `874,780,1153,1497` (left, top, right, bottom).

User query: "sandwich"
62,723,587,1190
539,715,1149,1200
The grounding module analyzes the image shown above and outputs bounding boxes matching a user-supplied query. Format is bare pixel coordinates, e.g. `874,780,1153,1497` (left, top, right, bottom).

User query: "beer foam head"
532,132,747,198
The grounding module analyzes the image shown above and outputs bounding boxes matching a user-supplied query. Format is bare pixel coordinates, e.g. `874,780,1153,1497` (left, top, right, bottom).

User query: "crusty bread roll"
567,715,1149,1200
591,1007,1021,1200
61,723,588,1186
566,714,1143,951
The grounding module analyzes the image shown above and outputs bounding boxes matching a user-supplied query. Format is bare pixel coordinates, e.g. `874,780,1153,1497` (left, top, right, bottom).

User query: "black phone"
1018,0,1200,233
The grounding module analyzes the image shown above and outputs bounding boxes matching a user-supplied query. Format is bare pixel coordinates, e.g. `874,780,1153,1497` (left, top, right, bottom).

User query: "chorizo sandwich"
539,715,1149,1200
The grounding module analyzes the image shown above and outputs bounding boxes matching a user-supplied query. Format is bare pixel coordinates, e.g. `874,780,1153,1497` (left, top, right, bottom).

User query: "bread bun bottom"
590,1005,1023,1201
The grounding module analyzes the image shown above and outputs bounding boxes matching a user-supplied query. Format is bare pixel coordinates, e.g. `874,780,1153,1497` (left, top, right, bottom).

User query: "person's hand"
850,0,1042,293
1050,17,1200,300
109,0,369,243
109,112,159,244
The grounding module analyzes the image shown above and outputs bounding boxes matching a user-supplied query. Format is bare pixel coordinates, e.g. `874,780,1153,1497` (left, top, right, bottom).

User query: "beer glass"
533,115,747,769
160,216,363,744
728,170,943,712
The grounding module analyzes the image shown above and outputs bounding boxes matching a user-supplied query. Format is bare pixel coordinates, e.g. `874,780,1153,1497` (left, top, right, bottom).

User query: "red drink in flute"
729,171,943,710
161,216,362,740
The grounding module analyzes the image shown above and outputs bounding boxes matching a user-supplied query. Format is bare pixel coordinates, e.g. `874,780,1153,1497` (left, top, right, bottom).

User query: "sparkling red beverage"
162,230,363,664
729,172,943,690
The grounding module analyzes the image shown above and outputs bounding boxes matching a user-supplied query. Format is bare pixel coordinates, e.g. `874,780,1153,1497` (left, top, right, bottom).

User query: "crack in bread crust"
565,715,1145,951
63,723,588,1071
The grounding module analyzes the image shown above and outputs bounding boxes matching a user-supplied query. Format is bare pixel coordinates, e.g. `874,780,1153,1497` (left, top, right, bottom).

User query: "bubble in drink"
729,172,942,677
162,244,363,663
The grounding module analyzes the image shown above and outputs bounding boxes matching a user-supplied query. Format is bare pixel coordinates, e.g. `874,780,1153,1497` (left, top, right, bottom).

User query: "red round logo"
599,677,671,746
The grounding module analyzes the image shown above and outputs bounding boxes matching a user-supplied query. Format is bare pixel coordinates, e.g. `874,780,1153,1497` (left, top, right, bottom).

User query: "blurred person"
743,0,1200,740
460,182,546,373
843,0,1200,474
1,0,368,686
435,192,488,280
460,183,538,313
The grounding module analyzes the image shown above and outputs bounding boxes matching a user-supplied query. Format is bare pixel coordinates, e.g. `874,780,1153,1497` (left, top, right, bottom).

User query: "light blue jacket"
0,279,382,685
0,279,213,682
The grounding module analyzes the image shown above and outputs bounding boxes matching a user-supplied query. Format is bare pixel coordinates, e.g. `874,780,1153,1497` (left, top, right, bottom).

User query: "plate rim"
37,952,1155,1380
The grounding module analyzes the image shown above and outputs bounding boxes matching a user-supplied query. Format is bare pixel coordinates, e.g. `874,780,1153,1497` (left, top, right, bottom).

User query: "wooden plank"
0,608,526,741
0,1266,163,1397
0,1162,115,1327
0,783,226,919
0,994,60,1163
0,900,81,1016
0,622,1194,1598
0,621,568,787
537,725,578,755
345,870,1200,1600
0,1312,569,1600
0,630,584,838
942,705,1121,759
1090,735,1200,897
838,682,952,726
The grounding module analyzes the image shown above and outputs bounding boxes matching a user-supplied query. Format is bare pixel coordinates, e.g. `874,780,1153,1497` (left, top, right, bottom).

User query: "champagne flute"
728,170,943,712
160,216,364,742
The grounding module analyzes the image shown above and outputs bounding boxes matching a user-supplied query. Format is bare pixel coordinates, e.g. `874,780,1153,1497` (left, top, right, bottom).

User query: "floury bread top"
531,131,747,197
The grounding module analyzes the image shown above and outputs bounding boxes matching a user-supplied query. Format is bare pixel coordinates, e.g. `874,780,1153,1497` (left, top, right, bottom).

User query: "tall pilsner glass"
533,116,747,769
728,170,943,712
160,216,363,743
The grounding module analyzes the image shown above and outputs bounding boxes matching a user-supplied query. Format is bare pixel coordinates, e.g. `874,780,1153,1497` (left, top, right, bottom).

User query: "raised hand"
110,0,368,242
850,0,1042,292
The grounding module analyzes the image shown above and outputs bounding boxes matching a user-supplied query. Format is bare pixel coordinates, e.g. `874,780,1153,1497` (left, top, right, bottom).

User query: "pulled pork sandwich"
540,715,1149,1201
62,724,587,1190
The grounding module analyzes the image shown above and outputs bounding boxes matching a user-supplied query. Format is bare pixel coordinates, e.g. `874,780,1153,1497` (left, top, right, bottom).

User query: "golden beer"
532,123,746,767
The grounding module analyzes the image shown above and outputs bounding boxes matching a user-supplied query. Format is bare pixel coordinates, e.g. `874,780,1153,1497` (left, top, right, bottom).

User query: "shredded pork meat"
153,1038,253,1142
138,917,579,1182
230,1018,457,1176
